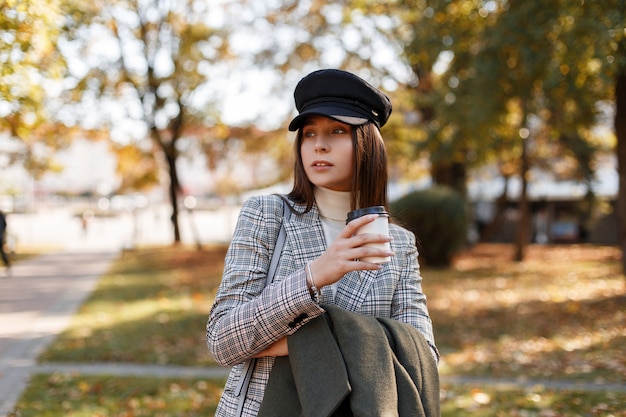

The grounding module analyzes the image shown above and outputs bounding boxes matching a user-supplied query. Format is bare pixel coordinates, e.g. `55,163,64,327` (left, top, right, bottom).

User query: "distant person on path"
0,210,11,276
207,69,439,416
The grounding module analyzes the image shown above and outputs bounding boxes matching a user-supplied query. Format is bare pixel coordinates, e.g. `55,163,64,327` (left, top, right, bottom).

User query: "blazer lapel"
334,268,379,311
283,203,327,267
282,200,385,310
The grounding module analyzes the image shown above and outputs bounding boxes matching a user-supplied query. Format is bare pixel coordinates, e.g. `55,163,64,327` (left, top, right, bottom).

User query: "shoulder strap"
265,199,290,286
234,197,290,416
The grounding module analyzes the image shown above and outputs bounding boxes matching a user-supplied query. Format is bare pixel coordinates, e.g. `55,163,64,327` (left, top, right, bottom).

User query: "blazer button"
288,313,308,328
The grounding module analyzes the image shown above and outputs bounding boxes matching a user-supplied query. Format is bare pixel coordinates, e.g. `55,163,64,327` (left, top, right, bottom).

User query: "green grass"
11,373,226,417
11,243,626,416
14,378,626,417
38,245,228,366
440,384,626,416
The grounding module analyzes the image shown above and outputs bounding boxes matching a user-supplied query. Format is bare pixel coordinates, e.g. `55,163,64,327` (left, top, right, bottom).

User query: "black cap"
288,69,393,131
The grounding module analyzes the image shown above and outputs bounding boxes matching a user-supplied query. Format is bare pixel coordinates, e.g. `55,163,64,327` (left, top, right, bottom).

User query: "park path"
1,251,624,417
0,251,117,416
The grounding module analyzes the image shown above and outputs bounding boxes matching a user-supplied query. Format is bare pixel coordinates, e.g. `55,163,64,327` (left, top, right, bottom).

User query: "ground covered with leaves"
13,243,626,416
429,244,625,383
427,244,626,416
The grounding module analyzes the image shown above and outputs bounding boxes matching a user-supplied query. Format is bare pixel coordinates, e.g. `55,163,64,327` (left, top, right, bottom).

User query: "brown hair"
287,121,388,212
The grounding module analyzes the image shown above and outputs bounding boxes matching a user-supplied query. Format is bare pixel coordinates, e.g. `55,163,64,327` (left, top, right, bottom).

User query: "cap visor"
288,104,370,131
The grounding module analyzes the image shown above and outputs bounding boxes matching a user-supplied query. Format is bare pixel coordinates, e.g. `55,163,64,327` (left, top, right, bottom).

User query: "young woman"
207,69,438,416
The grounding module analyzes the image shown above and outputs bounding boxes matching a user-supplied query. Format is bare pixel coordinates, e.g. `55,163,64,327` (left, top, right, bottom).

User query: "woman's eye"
333,128,347,134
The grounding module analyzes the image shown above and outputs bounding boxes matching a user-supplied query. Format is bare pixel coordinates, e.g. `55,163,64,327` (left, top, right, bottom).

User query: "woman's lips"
312,160,333,168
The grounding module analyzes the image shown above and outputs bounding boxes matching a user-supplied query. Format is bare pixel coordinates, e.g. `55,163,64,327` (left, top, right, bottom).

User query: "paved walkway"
1,251,624,417
0,251,118,416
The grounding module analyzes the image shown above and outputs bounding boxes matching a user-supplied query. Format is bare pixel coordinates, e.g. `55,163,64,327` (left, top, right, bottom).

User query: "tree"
386,0,625,261
219,0,626,268
58,0,240,243
31,0,412,245
0,0,73,180
59,0,379,244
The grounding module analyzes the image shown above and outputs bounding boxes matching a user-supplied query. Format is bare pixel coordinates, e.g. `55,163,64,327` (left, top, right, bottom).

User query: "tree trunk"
432,160,467,197
514,130,530,262
615,70,626,274
479,175,510,242
165,150,182,244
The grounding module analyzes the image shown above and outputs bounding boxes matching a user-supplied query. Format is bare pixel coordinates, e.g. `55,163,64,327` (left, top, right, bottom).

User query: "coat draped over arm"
258,304,440,417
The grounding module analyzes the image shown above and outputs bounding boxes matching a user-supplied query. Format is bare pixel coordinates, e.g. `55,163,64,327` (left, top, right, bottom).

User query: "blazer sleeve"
389,225,440,362
206,195,324,367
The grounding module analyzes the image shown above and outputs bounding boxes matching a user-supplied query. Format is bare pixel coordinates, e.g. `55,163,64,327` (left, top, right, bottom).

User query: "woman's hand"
253,337,289,358
309,214,394,287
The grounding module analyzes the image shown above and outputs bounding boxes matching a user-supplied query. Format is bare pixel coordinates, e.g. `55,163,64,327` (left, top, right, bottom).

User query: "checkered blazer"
206,194,438,417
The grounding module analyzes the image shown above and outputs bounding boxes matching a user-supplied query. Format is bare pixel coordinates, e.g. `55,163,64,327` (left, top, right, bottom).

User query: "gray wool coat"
258,304,440,417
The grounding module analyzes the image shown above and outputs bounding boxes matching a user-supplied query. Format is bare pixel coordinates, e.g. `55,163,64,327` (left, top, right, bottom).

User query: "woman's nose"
315,137,329,152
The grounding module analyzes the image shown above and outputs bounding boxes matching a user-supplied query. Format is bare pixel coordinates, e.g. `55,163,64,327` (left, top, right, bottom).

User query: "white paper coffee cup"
346,206,391,264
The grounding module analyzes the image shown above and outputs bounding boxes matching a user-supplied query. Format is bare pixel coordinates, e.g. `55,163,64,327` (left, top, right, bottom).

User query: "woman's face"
300,115,354,192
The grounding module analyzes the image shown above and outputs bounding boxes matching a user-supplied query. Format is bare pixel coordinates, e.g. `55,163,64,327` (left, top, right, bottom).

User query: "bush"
390,186,467,267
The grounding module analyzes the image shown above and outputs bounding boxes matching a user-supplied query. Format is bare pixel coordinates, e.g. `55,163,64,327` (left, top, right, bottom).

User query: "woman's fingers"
339,214,392,250
348,231,393,248
310,227,394,287
341,214,378,237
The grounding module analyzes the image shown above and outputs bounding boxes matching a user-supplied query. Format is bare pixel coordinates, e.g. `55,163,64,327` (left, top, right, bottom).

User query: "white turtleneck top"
313,186,352,297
